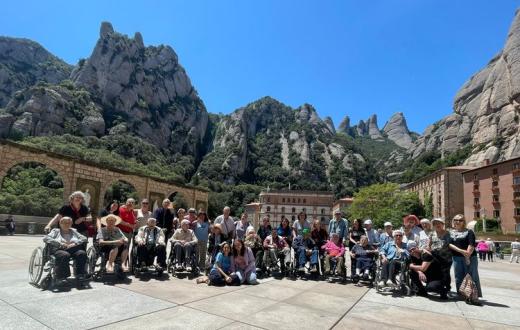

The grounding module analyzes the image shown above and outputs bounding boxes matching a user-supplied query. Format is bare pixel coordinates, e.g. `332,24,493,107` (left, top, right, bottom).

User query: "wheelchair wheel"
29,247,44,286
86,247,99,279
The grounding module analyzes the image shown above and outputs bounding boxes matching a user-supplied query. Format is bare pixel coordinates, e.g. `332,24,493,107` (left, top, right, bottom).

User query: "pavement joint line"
327,285,372,330
183,305,270,330
2,299,53,330
87,305,178,330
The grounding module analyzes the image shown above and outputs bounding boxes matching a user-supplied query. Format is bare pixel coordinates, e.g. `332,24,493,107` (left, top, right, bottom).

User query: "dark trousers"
173,242,195,265
54,245,87,279
410,271,448,296
208,268,240,286
137,244,166,267
478,251,486,261
487,251,494,262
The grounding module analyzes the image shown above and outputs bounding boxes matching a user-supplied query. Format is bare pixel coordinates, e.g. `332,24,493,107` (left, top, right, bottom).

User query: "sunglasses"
394,234,403,237
142,202,149,204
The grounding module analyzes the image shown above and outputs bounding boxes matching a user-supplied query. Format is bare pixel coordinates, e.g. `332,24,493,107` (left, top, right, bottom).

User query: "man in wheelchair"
135,217,166,272
379,229,408,288
96,215,129,273
349,235,378,281
263,227,290,273
170,219,198,271
322,232,346,276
408,241,449,299
293,228,319,273
43,216,88,286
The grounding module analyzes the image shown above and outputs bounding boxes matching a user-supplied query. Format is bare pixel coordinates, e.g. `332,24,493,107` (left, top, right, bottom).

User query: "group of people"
476,238,498,262
39,191,489,304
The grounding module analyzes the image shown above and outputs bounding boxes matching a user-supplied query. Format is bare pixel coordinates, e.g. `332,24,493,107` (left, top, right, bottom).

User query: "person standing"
118,198,137,241
45,191,91,237
214,206,235,241
153,199,175,240
328,210,348,243
4,215,15,235
486,238,495,262
511,238,520,263
363,219,380,247
136,199,152,230
234,213,251,241
194,210,210,272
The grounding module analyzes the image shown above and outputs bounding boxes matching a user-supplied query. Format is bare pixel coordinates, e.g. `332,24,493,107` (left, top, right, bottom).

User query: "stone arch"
102,179,140,206
0,157,72,203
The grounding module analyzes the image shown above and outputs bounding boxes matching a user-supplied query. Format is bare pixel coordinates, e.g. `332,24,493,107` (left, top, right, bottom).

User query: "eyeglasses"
394,234,403,237
142,202,149,205
453,220,464,223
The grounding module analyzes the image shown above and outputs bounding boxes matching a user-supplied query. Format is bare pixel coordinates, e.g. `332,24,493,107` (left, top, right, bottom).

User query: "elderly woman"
379,222,394,246
208,223,224,261
449,214,482,303
244,226,264,270
379,229,408,287
97,200,120,230
194,210,210,272
170,219,198,271
45,191,91,237
277,217,293,247
263,227,290,272
234,213,251,241
135,217,166,270
350,235,378,280
231,239,258,285
43,216,88,285
322,232,345,276
418,219,432,249
97,215,128,273
196,242,239,285
118,198,137,241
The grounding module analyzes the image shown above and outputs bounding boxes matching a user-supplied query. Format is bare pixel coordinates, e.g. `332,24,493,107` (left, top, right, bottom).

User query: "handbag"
459,273,479,304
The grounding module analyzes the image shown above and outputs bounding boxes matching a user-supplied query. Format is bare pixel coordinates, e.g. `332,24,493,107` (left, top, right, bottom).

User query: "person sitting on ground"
408,241,449,299
278,217,293,247
418,218,432,249
322,232,346,276
476,240,489,261
45,191,91,237
244,226,264,271
350,235,378,281
170,219,198,271
196,242,239,286
208,224,224,261
231,238,258,285
311,218,328,248
263,227,290,272
379,229,408,287
293,228,319,273
328,210,348,243
379,222,394,246
363,219,380,247
292,211,311,238
135,217,166,271
43,216,88,285
234,212,251,241
96,215,129,273
429,218,452,293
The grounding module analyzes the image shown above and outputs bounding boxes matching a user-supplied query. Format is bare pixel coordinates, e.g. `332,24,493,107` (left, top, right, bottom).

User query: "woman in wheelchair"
43,216,88,285
97,215,129,273
322,232,345,276
170,219,198,271
349,235,377,281
135,217,166,271
379,230,408,288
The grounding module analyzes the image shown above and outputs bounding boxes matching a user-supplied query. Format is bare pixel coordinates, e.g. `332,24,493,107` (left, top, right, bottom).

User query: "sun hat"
420,218,431,225
364,219,372,225
431,218,445,224
384,221,393,227
100,214,122,226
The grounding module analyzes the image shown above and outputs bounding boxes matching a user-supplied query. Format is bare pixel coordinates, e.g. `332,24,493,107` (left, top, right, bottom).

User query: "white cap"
420,218,431,224
384,221,392,227
364,219,372,225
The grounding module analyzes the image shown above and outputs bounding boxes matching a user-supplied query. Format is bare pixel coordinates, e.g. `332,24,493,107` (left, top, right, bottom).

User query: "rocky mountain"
382,112,414,149
413,10,520,165
0,37,72,107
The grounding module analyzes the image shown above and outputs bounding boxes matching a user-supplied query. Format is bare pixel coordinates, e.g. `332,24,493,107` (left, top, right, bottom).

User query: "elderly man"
135,217,166,271
263,227,290,272
97,215,128,273
379,229,408,287
44,216,88,284
328,210,348,243
511,238,520,263
258,216,273,242
293,228,319,273
364,219,380,247
379,222,393,246
154,199,175,239
45,191,91,236
408,241,448,299
214,206,235,240
170,219,198,271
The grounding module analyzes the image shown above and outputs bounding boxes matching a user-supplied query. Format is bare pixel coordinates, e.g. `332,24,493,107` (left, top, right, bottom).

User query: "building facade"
332,197,353,215
406,166,472,222
254,190,334,229
462,157,520,233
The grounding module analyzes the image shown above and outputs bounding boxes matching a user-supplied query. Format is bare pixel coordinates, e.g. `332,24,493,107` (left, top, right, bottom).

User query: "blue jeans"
297,247,318,267
453,255,482,297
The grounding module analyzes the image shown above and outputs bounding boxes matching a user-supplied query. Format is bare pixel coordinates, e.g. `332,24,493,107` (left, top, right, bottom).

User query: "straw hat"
100,214,122,226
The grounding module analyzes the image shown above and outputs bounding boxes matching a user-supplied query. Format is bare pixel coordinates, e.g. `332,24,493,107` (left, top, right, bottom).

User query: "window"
473,174,478,181
267,198,271,203
515,208,520,216
266,206,271,213
282,198,285,203
473,184,479,191
298,198,301,203
321,208,325,215
492,181,499,187
493,168,498,175
303,199,306,203
474,211,480,219
514,163,520,170
474,198,479,205
514,176,520,185
302,208,306,213
514,191,520,199
281,207,285,213
292,207,296,213
493,210,500,218
493,195,499,202
293,198,296,203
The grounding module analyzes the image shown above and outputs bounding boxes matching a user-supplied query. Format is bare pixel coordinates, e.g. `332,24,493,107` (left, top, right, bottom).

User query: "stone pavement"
1,235,519,330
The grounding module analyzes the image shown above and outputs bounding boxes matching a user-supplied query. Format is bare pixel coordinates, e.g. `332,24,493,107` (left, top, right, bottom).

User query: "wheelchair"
86,242,127,282
167,242,199,277
29,243,89,290
263,247,292,277
374,254,412,295
131,242,166,278
349,252,378,286
287,246,322,279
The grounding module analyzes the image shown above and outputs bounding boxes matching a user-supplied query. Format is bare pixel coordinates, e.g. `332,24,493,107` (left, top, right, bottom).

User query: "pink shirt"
477,241,489,252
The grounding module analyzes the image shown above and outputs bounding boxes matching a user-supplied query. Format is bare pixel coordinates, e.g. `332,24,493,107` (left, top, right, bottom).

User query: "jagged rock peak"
324,116,336,134
383,112,413,149
338,116,350,134
100,22,114,38
367,114,384,140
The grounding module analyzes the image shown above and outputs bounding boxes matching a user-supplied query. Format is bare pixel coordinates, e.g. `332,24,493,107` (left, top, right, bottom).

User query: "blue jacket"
328,218,348,241
380,241,408,261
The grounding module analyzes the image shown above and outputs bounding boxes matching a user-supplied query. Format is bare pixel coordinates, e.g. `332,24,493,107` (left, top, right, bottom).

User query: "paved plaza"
0,235,519,330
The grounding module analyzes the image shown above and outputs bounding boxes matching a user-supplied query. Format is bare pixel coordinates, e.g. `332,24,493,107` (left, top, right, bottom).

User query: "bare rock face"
71,22,209,154
367,114,384,140
382,112,413,149
338,116,350,134
414,10,520,164
324,116,336,134
0,37,72,107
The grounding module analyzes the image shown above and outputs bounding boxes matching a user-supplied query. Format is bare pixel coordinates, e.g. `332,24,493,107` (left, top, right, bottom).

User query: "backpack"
459,273,479,304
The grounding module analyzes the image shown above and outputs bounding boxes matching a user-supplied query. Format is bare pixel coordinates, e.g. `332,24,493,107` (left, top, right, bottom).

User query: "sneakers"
298,266,305,272
186,265,192,272
378,280,386,287
310,265,318,273
175,263,183,271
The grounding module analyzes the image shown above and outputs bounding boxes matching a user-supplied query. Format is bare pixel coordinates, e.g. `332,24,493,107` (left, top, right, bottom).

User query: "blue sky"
1,1,518,133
